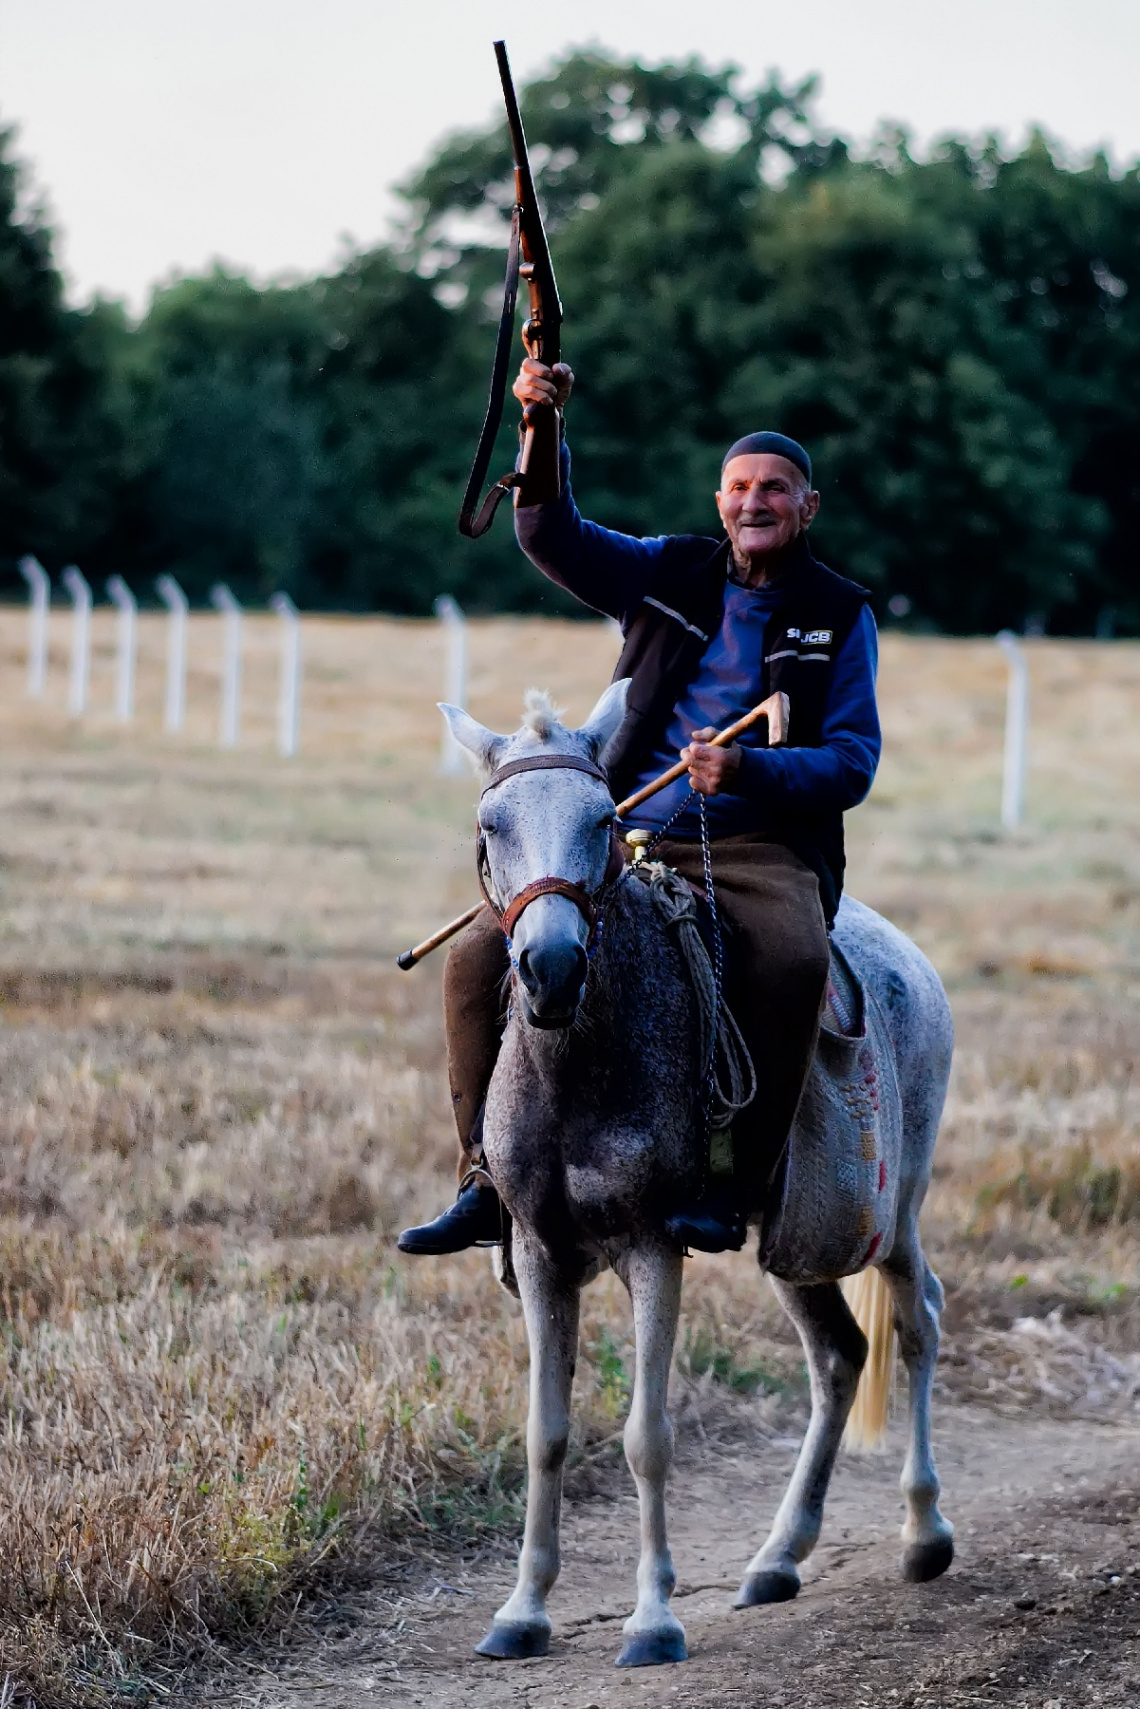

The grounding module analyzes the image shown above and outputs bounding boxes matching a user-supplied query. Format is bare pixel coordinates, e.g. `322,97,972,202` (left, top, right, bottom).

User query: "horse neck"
510,873,697,1088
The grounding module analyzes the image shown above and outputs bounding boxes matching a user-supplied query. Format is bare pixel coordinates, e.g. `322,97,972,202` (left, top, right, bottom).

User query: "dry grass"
0,610,1135,1702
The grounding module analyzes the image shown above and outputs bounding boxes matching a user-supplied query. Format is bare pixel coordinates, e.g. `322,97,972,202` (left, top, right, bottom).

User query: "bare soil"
241,1405,1139,1708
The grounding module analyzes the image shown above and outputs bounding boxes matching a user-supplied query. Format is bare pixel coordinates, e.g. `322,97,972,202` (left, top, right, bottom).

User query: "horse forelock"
521,687,563,739
494,691,594,768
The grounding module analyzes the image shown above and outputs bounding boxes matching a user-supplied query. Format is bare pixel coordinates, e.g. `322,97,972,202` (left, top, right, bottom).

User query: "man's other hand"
513,358,574,411
681,728,742,796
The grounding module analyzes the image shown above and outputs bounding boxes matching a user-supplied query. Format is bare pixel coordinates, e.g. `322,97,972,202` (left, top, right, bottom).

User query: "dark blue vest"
604,534,869,925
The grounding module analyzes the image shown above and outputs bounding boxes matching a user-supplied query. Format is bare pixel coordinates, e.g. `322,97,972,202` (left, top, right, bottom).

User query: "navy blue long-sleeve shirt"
515,442,881,839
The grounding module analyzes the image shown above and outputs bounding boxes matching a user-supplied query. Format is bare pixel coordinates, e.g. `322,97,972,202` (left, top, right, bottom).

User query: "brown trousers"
442,836,830,1207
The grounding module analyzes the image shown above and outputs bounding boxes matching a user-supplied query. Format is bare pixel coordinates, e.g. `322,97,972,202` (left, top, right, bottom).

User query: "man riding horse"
399,356,881,1258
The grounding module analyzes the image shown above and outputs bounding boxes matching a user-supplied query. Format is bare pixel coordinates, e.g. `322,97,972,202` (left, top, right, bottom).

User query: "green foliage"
1,52,1138,630
588,1324,631,1415
679,1323,788,1396
0,126,126,571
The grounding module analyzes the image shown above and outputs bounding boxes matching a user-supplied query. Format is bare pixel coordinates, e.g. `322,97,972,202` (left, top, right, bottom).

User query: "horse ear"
438,704,505,774
575,678,631,759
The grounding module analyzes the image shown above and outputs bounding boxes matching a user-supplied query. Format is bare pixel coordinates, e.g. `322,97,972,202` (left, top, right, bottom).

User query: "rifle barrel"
492,39,562,351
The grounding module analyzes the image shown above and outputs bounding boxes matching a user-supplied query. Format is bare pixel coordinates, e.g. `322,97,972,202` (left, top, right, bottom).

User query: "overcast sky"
3,0,1138,312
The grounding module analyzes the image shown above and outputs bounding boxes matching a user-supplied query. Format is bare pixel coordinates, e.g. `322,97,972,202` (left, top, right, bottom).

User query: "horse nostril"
516,939,587,1010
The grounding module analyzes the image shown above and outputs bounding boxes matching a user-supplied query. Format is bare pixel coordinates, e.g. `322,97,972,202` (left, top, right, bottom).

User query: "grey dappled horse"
442,682,955,1669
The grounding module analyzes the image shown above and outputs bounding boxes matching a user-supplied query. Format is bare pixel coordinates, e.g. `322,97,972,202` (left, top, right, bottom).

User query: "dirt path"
246,1405,1139,1708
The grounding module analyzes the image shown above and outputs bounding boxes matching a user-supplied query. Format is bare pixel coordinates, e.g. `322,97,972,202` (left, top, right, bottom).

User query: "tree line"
1,51,1138,633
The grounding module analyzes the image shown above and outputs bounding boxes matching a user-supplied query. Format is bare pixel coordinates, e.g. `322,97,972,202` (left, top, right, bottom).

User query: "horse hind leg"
615,1242,688,1668
880,1238,954,1582
476,1231,579,1660
735,1279,865,1609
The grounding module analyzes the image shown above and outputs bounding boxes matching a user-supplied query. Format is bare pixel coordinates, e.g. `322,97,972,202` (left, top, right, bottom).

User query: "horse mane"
521,688,564,741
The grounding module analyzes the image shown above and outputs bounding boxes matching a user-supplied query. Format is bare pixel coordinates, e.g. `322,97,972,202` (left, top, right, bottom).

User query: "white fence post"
105,575,137,722
62,565,92,717
18,556,50,698
155,574,189,734
997,629,1029,830
434,595,468,776
269,593,301,757
210,583,243,748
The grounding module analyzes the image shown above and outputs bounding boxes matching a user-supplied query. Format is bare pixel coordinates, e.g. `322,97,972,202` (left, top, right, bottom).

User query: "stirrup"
459,1167,504,1247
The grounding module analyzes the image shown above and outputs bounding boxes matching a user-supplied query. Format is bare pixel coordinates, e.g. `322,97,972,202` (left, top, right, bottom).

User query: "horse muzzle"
510,893,591,1028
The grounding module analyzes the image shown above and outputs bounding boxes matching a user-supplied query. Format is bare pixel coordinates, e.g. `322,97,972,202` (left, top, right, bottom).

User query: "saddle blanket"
759,939,902,1284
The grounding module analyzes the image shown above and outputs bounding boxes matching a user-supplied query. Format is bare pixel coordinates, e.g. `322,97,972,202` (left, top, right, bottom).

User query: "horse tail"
840,1266,896,1451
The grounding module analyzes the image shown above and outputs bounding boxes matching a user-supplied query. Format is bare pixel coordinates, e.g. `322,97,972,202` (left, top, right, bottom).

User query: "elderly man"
399,357,881,1257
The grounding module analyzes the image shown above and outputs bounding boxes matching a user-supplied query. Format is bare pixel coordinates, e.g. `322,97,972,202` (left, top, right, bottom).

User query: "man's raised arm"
511,359,668,628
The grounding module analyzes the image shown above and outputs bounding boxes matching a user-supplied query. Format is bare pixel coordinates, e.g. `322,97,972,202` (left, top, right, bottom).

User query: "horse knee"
531,1429,569,1477
528,1407,570,1477
624,1409,674,1484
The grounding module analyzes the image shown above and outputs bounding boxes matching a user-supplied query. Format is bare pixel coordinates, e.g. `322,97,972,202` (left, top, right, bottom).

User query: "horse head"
440,680,630,1028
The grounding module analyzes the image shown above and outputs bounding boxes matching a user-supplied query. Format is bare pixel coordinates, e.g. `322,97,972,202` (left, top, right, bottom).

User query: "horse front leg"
880,1235,954,1582
735,1279,865,1608
616,1242,687,1668
476,1229,579,1660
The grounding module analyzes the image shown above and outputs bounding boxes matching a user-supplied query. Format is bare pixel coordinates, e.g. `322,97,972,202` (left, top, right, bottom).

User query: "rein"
477,753,625,951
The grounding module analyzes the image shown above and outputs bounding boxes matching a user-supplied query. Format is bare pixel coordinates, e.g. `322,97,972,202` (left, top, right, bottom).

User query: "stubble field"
0,608,1136,1705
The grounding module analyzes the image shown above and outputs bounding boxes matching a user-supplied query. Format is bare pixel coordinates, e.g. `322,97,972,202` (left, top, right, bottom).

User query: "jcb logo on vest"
784,628,833,646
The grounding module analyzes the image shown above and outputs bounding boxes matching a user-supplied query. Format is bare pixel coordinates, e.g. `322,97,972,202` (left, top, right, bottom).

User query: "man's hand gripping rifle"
458,40,564,539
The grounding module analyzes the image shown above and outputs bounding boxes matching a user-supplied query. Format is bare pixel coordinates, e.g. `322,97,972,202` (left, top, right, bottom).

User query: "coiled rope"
629,857,756,1134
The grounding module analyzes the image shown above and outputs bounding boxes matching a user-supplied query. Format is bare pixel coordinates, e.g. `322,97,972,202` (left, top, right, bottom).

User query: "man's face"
716,454,820,572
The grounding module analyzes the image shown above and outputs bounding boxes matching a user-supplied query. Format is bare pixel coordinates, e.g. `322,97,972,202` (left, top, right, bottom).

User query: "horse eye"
598,812,615,832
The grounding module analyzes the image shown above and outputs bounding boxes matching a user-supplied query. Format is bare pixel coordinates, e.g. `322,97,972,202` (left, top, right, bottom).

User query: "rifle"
458,40,564,539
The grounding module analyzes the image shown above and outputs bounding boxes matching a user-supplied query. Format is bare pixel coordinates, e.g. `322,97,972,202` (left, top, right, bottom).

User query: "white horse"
443,682,955,1668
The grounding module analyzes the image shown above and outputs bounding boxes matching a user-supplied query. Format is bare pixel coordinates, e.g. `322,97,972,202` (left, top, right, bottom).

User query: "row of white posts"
435,602,1035,829
16,557,301,756
11,565,1034,820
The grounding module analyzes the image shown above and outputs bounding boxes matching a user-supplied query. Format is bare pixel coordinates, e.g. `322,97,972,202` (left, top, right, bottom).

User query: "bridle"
476,753,627,952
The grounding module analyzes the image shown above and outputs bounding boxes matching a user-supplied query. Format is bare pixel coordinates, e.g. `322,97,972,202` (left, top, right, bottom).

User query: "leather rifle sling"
458,205,524,538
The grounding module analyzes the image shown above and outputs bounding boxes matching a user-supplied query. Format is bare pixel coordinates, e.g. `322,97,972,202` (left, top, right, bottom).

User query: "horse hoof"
475,1620,550,1659
733,1569,800,1608
615,1628,688,1668
902,1536,954,1583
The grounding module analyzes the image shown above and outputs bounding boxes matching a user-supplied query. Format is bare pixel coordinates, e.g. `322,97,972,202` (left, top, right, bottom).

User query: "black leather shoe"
665,1189,746,1254
397,1182,503,1255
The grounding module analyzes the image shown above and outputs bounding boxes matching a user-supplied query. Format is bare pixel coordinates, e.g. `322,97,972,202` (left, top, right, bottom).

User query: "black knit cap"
721,431,812,485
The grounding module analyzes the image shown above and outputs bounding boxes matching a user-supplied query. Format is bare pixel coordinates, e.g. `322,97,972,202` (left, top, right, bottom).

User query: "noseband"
477,753,626,949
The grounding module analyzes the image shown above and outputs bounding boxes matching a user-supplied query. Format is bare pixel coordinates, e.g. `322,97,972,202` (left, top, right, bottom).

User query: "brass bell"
624,828,653,865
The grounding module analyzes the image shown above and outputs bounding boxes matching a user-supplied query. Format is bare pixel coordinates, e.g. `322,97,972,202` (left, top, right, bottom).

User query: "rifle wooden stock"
395,692,790,969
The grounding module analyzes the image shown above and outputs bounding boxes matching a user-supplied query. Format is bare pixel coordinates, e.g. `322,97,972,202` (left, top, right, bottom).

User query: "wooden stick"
396,902,485,970
394,690,789,969
614,691,788,817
